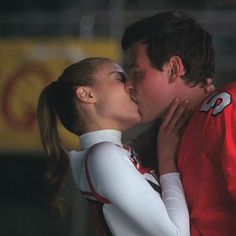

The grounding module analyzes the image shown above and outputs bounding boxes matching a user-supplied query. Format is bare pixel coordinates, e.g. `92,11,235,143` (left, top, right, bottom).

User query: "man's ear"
76,87,96,104
168,56,186,81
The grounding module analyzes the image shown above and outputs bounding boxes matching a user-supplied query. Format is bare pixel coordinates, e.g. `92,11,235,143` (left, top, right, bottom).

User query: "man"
122,10,236,236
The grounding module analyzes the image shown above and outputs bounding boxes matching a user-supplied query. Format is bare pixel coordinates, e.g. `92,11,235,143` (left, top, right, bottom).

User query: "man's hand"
157,98,191,175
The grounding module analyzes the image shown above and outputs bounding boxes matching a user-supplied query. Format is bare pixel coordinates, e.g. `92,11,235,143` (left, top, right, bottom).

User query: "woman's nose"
125,79,138,102
124,79,134,93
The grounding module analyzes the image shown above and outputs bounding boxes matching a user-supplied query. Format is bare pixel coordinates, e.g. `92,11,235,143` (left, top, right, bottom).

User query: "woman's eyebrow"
108,70,126,75
108,71,118,75
108,70,127,78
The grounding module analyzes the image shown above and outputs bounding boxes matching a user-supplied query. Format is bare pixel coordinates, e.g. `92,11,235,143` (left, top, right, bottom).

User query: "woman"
37,57,190,236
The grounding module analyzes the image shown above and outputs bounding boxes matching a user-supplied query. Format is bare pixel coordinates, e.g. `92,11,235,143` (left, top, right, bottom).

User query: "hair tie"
47,81,59,101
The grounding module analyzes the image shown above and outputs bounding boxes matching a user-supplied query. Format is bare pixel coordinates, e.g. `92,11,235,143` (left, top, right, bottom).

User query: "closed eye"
117,72,127,83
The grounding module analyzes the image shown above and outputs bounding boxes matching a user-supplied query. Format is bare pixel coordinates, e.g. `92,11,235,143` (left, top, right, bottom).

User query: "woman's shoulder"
90,141,122,152
87,142,134,173
88,141,124,162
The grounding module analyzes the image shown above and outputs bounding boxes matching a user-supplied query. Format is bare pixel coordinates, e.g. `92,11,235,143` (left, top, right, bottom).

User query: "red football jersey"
178,82,236,236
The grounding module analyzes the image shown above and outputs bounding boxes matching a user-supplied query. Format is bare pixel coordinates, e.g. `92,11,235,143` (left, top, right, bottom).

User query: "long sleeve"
87,142,190,236
160,173,189,235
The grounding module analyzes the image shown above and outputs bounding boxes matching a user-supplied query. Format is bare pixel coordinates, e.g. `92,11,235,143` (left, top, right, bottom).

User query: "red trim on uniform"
87,200,113,236
122,143,132,152
122,144,152,174
81,191,95,197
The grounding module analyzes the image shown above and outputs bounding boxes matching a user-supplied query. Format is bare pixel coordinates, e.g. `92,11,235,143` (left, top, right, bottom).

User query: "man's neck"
177,83,213,110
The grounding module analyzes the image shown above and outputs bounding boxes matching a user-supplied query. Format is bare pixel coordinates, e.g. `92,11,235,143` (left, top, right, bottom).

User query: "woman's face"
92,61,141,131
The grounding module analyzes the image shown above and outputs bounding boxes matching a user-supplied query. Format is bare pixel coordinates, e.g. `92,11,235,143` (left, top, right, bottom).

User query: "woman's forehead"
97,61,125,75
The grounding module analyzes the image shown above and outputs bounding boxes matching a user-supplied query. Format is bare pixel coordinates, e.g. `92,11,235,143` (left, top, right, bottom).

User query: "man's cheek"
143,84,156,98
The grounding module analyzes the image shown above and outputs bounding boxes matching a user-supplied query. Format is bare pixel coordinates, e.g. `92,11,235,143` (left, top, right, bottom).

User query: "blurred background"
1,1,236,236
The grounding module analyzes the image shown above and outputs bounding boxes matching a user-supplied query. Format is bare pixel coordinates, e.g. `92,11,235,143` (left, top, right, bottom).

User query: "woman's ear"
76,87,96,104
168,56,186,82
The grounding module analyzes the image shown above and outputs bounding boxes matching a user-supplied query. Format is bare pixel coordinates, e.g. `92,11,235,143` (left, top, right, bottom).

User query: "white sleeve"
87,142,190,236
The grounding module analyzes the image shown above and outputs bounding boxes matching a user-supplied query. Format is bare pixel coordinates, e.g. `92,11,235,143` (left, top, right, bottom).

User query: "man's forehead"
122,42,147,70
124,51,138,70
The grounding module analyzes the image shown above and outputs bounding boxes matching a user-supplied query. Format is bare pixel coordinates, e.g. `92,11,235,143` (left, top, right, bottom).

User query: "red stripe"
123,144,152,175
81,191,96,197
87,200,113,236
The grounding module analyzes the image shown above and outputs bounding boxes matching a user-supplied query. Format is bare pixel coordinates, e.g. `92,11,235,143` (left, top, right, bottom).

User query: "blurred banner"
0,38,121,152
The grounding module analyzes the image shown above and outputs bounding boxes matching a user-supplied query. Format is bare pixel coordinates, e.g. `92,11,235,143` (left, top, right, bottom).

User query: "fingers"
161,98,180,127
175,109,193,135
159,98,193,141
206,78,213,85
204,78,216,94
167,99,189,130
162,98,189,130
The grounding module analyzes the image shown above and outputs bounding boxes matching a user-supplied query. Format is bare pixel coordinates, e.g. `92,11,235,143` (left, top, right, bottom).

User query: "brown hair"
122,11,215,86
37,57,113,214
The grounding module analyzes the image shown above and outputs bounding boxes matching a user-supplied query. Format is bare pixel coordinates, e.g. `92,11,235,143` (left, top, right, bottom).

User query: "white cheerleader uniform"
69,129,189,236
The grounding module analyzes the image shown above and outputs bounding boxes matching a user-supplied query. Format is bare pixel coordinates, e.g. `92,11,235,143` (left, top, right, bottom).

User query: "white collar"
79,129,122,150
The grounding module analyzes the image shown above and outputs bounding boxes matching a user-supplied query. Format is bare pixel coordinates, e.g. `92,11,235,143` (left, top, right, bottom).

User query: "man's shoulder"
199,82,236,117
218,82,236,105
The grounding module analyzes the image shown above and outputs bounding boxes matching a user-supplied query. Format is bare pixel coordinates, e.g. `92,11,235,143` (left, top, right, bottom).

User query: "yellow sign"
0,38,121,152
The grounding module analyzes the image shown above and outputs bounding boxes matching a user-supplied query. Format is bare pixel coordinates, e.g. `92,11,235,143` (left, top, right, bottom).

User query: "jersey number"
200,91,231,116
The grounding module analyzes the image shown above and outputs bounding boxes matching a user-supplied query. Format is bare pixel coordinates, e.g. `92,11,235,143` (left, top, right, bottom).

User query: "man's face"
125,42,174,123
